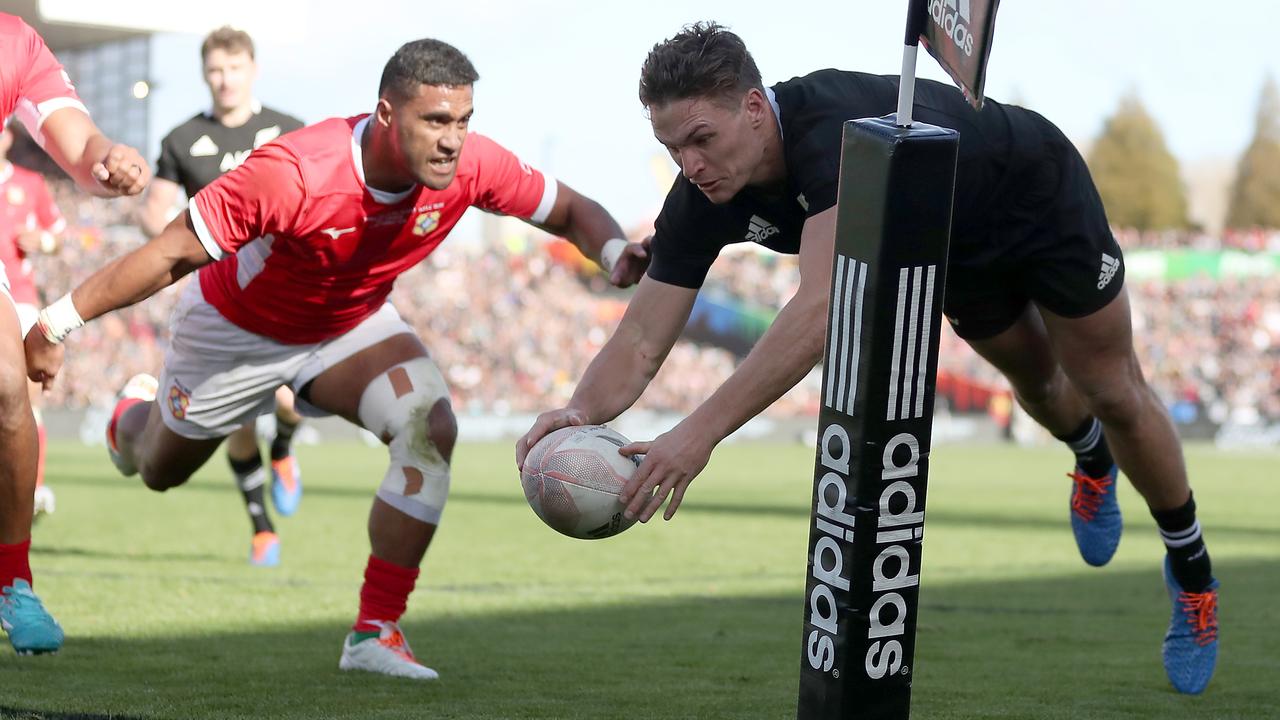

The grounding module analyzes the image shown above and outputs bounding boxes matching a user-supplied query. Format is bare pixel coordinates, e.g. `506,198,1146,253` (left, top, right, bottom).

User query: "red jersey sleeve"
9,16,88,138
189,142,306,260
467,134,558,223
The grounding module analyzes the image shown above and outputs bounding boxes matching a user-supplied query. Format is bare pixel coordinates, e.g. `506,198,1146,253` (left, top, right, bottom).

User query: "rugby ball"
519,425,641,539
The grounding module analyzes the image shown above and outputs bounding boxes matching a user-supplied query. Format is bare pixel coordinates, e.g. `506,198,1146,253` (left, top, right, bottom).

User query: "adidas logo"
189,135,219,157
1097,253,1120,290
746,215,780,244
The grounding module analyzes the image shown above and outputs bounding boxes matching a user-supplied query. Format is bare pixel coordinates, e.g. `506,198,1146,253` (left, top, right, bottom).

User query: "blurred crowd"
1114,227,1280,252
20,180,1280,426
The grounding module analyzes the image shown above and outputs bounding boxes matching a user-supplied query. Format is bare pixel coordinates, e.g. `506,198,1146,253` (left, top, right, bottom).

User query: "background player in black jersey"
518,22,1219,695
138,27,306,567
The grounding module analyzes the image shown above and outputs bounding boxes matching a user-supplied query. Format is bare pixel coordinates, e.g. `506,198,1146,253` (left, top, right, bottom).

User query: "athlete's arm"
38,107,149,198
24,211,213,383
514,275,696,468
138,177,183,237
617,206,837,521
534,181,649,287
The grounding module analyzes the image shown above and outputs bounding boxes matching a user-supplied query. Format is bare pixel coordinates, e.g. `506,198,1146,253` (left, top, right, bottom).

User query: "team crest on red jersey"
412,211,440,236
6,187,24,206
168,382,191,420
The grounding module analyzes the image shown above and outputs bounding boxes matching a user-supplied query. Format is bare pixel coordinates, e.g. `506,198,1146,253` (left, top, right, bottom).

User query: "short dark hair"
379,39,479,99
201,26,254,62
639,21,763,109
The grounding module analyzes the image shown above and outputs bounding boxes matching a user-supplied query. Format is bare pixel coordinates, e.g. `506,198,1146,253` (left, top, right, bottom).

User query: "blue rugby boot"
1,579,64,655
1068,464,1122,566
1162,556,1218,694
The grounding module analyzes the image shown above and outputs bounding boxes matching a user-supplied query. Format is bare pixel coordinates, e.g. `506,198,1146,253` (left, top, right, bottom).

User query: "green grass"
3,441,1277,719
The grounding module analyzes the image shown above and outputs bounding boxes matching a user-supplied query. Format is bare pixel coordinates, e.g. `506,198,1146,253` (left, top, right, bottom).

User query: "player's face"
203,49,258,113
650,90,770,204
384,83,474,191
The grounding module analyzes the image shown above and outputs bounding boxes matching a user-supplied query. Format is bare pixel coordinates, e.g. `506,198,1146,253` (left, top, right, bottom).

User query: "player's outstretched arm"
534,181,650,287
24,210,214,385
616,207,837,522
39,107,149,198
515,275,696,468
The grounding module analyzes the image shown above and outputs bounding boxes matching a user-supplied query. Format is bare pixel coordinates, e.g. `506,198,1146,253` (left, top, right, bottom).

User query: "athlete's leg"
1039,285,1217,693
223,421,277,566
0,295,62,654
268,386,304,517
1039,287,1188,510
304,332,453,567
304,330,454,680
114,399,224,492
962,301,1123,567
0,299,37,547
963,302,1090,436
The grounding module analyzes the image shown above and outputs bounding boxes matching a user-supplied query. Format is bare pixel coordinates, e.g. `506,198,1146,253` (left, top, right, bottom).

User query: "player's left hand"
609,236,651,288
23,329,64,391
92,144,150,196
617,421,716,522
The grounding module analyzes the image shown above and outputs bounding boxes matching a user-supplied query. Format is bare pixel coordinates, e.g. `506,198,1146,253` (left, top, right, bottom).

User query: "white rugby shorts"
158,277,419,439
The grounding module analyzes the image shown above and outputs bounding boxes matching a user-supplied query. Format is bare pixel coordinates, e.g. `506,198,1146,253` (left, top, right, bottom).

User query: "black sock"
271,417,300,462
229,453,273,535
1055,417,1115,478
1152,493,1214,593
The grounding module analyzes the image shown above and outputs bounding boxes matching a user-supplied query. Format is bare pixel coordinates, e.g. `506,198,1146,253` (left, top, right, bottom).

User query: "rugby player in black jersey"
137,27,305,567
518,22,1218,695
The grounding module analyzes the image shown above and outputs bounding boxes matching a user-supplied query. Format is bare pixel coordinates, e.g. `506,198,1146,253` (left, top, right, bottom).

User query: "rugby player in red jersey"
0,11,149,656
24,37,645,678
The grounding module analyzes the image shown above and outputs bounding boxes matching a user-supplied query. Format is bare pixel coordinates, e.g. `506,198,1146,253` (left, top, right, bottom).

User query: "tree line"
1084,76,1279,232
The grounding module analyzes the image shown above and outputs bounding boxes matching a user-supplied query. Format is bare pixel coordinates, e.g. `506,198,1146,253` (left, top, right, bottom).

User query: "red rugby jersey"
191,115,556,343
0,163,64,304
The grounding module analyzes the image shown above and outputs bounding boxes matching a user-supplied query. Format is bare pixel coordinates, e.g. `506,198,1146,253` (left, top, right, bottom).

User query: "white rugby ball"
520,424,641,539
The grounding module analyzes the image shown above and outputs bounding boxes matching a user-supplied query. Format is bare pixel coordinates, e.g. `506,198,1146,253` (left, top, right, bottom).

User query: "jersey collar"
203,98,263,121
765,86,783,138
350,116,415,205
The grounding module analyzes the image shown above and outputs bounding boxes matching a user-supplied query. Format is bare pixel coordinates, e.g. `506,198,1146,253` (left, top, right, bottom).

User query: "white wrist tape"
36,293,84,344
599,238,628,273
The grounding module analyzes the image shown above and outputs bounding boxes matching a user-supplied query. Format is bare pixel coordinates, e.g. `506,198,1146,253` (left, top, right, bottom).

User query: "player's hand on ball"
609,236,651,288
516,407,589,470
618,422,715,522
93,144,150,196
23,330,64,391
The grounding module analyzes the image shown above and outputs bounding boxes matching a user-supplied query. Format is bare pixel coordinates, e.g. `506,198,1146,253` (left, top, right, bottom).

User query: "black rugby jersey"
648,69,1057,288
155,103,303,195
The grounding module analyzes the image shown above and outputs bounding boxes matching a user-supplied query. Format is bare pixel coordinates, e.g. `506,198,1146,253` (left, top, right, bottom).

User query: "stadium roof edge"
0,0,150,50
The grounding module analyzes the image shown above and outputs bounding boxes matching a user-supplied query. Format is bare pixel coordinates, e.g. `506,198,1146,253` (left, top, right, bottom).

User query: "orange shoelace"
378,630,418,662
1178,590,1219,646
1068,470,1113,521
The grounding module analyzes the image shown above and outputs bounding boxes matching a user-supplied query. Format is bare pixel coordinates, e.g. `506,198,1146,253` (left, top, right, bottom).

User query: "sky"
143,0,1277,230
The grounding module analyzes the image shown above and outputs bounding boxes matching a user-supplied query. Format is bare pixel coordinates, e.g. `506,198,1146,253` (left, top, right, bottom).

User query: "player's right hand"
92,143,150,197
23,329,64,391
516,407,589,470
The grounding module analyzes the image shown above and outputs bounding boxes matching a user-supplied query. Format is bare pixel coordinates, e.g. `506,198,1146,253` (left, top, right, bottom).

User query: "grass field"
2,440,1277,719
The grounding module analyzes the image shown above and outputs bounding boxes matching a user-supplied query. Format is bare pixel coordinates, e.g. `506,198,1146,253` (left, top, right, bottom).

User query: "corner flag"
919,0,1002,108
